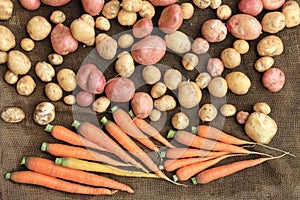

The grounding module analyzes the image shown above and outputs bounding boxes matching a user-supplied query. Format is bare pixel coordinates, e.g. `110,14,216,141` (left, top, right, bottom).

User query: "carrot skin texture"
166,148,230,159
164,157,215,172
22,157,134,193
6,171,117,195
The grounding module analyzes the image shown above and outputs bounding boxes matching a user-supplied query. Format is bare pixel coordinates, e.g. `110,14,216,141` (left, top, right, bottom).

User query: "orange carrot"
5,171,117,195
21,156,133,193
129,110,175,148
111,106,159,152
195,154,286,184
163,157,215,172
72,120,147,172
166,148,229,159
41,142,131,167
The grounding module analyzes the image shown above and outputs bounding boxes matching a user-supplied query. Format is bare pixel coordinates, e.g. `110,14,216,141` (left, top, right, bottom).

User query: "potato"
238,0,263,16
19,0,41,10
131,92,153,118
118,34,134,49
233,39,249,54
154,95,176,111
262,12,286,33
118,9,137,26
20,38,35,52
4,70,18,85
0,25,16,51
81,0,104,16
181,3,194,20
142,65,161,85
35,61,55,82
7,50,31,75
257,35,283,57
199,103,218,122
33,102,55,125
1,107,25,123
51,23,78,56
133,18,153,38
96,33,118,60
26,16,51,41
262,68,285,92
80,14,95,27
195,72,211,89
139,1,155,19
236,111,249,124
70,18,95,46
151,82,167,98
226,14,262,40
0,0,13,20
206,58,224,77
105,77,135,102
63,95,76,105
193,0,211,9
92,96,110,113
254,56,274,72
50,10,66,24
164,69,182,90
282,1,300,28
76,91,94,107
208,76,227,97
0,51,8,64
253,102,271,115
57,68,77,92
95,16,111,31
201,19,227,43
122,0,143,12
16,75,36,96
76,63,106,94
149,0,177,6
182,53,199,71
221,48,241,69
261,0,285,10
191,38,209,54
131,35,166,65
102,0,120,19
210,0,222,9
216,4,232,20
172,112,189,130
225,71,251,95
178,81,202,109
220,104,236,117
245,112,277,144
164,31,191,54
115,52,135,78
48,53,63,65
45,82,63,102
158,4,183,33
41,0,71,6
149,109,161,121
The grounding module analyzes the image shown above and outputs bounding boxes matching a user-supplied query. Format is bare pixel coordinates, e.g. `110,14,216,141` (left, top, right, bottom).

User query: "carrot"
166,148,230,159
72,120,148,172
163,157,216,172
100,117,185,186
41,142,131,167
111,106,159,152
21,156,134,193
5,171,117,195
195,153,286,184
129,110,175,148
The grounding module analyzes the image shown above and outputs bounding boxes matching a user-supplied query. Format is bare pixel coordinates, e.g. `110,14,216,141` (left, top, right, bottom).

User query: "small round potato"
221,48,241,69
1,107,25,123
149,109,161,122
182,53,199,71
139,0,155,19
206,58,224,77
50,10,66,24
151,82,167,99
216,4,232,20
20,38,35,52
257,35,284,57
233,40,249,54
261,11,286,33
48,53,63,66
220,104,236,117
142,65,161,85
226,72,251,95
57,68,77,92
198,103,218,122
0,25,16,51
33,102,55,125
102,0,120,19
4,70,18,85
254,56,274,72
96,33,118,60
76,91,94,107
118,34,134,49
154,95,177,111
131,92,153,118
95,16,111,31
262,68,285,92
115,52,135,78
181,3,194,19
70,18,95,46
236,111,249,124
92,96,111,113
63,95,76,105
201,19,227,43
0,0,13,20
35,61,55,82
178,81,202,109
118,9,137,26
191,38,210,55
45,82,63,101
80,14,95,27
195,72,211,89
253,102,271,115
7,50,31,75
210,0,222,9
122,0,143,12
172,112,189,130
193,0,211,9
16,75,36,96
0,51,8,64
26,16,52,41
208,77,227,97
164,69,182,90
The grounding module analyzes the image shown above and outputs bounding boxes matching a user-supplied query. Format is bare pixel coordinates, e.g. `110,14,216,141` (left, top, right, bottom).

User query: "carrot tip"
167,130,176,139
44,124,53,133
20,156,26,165
111,105,119,113
71,120,81,129
40,142,48,152
5,172,12,180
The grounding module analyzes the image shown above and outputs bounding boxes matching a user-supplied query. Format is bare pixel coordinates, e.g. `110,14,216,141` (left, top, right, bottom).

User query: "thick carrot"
129,110,175,148
72,120,147,172
195,154,286,184
166,148,229,159
41,142,131,167
163,157,215,172
21,156,134,193
5,171,117,195
111,106,159,152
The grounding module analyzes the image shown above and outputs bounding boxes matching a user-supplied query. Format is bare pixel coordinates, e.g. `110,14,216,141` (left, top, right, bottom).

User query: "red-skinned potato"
105,77,135,102
132,18,153,38
158,4,183,33
76,90,94,107
131,92,153,118
201,19,227,43
76,63,106,94
41,0,70,6
131,35,166,65
19,0,41,10
238,0,263,16
261,0,285,10
81,0,104,16
262,68,285,92
149,0,178,6
51,23,78,55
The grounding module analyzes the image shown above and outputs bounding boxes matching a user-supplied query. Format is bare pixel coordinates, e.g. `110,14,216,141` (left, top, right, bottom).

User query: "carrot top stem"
72,120,81,129
5,172,12,180
44,124,54,133
167,130,176,139
111,105,119,113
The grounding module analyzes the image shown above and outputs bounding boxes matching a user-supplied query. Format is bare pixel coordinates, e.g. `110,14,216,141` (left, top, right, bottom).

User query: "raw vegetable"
48,53,63,65
1,107,25,123
76,91,93,107
0,25,15,51
220,48,241,69
20,38,35,51
132,18,153,38
195,72,211,89
261,0,285,10
238,0,263,16
45,82,63,101
115,52,135,78
70,18,95,46
122,0,143,12
7,50,31,75
182,53,199,71
16,75,36,96
139,0,155,19
191,38,210,55
201,19,227,43
118,34,134,48
225,72,251,95
171,112,189,130
220,104,236,117
33,102,55,125
236,111,249,124
208,76,227,97
35,61,55,82
198,103,218,122
81,0,104,16
50,10,66,24
257,35,284,57
164,157,215,172
233,40,249,54
261,12,286,33
92,96,110,113
178,81,202,109
253,102,271,114
282,0,300,28
151,82,167,99
149,109,162,122
164,31,191,54
181,3,194,19
57,68,77,92
105,77,135,102
26,16,52,41
4,70,18,85
96,33,118,60
102,0,120,19
262,68,285,92
131,92,153,119
19,0,41,10
154,95,177,111
95,16,110,31
163,69,182,90
206,58,224,77
165,147,229,159
41,0,71,7
254,56,274,72
158,4,183,33
216,5,232,20
117,9,137,26
142,65,162,85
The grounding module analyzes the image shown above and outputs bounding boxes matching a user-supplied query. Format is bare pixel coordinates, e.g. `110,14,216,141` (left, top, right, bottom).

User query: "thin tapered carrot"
21,156,134,193
166,148,230,159
129,110,175,148
41,142,131,167
72,120,148,172
195,154,286,184
111,106,160,152
5,171,117,195
164,157,216,172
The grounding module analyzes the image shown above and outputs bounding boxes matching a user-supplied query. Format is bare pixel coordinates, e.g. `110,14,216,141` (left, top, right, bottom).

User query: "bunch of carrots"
5,106,293,195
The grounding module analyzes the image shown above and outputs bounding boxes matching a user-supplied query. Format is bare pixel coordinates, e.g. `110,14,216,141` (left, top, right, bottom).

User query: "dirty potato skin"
158,4,183,33
26,16,52,41
1,107,25,123
257,35,284,57
282,1,300,28
0,0,14,20
261,11,286,33
0,25,16,52
201,19,227,42
7,50,31,75
16,75,36,96
33,102,56,125
226,71,251,95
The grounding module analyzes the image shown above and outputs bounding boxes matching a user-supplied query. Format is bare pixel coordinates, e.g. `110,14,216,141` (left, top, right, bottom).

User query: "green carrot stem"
44,124,54,133
71,120,81,129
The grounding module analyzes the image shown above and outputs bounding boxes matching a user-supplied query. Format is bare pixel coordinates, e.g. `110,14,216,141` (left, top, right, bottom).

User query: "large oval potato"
132,18,153,38
158,4,183,33
164,31,191,54
178,81,202,109
81,0,104,16
282,1,300,28
201,19,227,42
257,35,283,56
70,18,95,46
0,25,16,51
225,71,251,95
7,50,31,75
131,92,153,118
26,16,52,41
105,77,135,102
